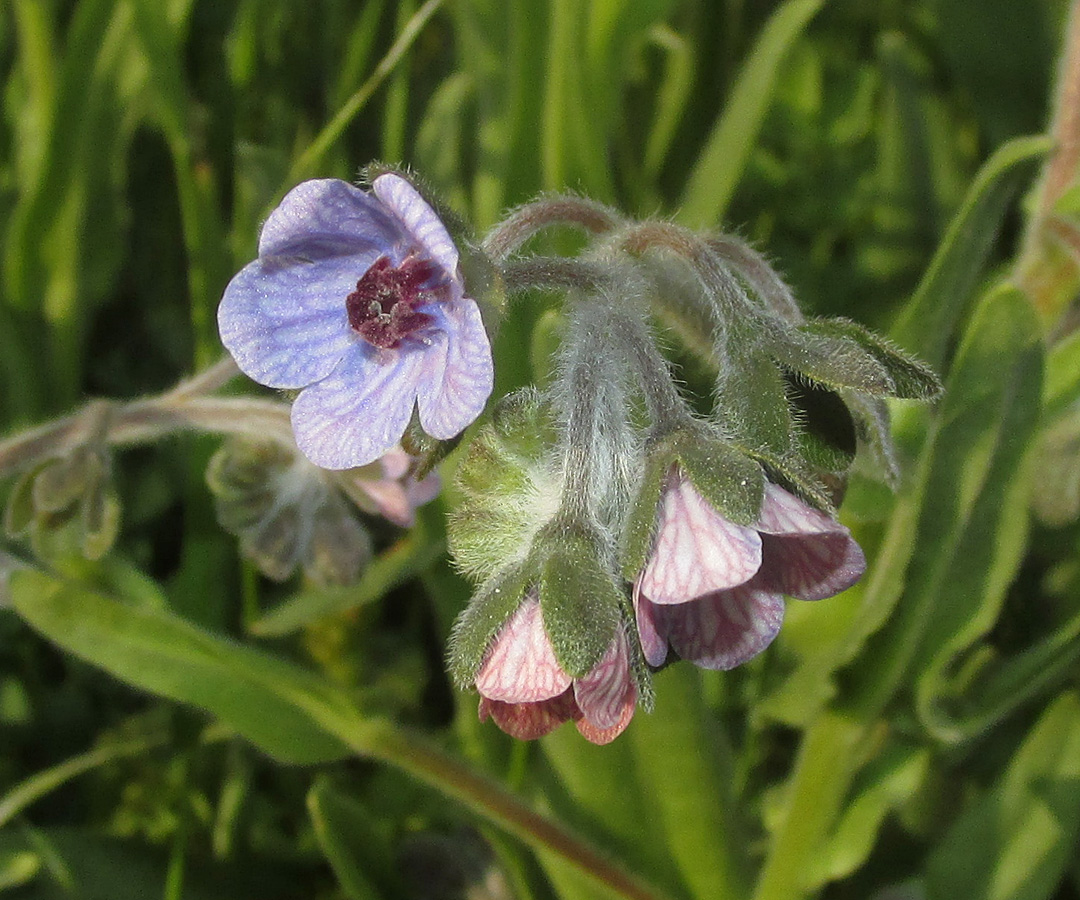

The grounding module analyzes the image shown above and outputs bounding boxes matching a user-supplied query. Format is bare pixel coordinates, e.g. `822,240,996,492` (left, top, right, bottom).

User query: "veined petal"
662,583,784,670
291,345,423,470
759,532,866,600
258,179,403,260
633,576,669,666
640,472,762,604
575,699,636,745
573,633,636,731
414,299,494,440
475,597,572,703
219,255,374,389
479,693,578,741
374,174,460,277
756,484,866,600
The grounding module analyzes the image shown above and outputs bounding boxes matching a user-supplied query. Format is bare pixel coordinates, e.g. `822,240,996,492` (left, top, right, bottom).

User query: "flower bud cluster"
215,170,940,743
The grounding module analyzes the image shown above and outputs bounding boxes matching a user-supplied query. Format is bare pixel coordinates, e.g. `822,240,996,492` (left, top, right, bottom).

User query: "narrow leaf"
9,569,354,764
677,0,826,227
890,135,1051,370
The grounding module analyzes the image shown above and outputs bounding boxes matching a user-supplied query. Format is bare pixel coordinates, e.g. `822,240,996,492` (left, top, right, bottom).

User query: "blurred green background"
2,1,1080,899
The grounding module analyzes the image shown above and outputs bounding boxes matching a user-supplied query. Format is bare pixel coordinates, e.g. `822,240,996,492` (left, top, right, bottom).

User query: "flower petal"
755,484,866,599
373,174,460,277
759,532,866,600
290,345,423,470
475,597,572,703
219,255,373,389
573,633,636,731
640,472,762,604
414,299,494,440
633,576,669,666
575,700,636,745
478,693,578,741
661,583,784,670
258,179,404,260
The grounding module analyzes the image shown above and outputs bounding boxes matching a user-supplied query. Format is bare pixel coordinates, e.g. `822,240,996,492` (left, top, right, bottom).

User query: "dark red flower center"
346,255,445,349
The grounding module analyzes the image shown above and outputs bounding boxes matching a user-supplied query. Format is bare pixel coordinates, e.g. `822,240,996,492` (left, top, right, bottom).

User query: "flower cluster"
218,171,939,745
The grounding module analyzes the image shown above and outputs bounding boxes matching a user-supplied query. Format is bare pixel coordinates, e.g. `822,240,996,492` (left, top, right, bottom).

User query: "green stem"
344,720,678,900
750,712,873,900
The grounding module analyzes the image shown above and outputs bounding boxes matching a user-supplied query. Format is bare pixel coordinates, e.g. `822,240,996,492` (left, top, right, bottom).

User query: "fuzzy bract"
634,470,865,670
475,595,637,744
218,174,493,470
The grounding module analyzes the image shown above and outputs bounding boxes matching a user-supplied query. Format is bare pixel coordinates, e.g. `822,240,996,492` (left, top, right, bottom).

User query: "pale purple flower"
634,468,865,670
218,175,494,470
475,595,637,744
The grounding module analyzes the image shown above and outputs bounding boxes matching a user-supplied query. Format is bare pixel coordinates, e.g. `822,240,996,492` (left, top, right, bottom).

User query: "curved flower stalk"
634,469,865,670
218,174,494,470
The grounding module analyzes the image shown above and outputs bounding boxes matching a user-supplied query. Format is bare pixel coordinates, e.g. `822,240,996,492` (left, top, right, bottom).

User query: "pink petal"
291,345,424,470
759,533,866,600
662,583,785,670
575,699,636,745
475,598,572,703
414,298,494,440
640,471,762,604
633,576,669,666
373,174,460,277
573,633,636,731
756,483,844,536
479,692,579,740
755,484,866,600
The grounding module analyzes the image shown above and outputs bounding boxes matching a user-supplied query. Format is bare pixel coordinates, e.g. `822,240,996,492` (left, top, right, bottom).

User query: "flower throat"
347,255,442,349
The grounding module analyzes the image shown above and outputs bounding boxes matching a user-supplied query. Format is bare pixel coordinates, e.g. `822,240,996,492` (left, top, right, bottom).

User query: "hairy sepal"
536,523,622,680
446,561,533,689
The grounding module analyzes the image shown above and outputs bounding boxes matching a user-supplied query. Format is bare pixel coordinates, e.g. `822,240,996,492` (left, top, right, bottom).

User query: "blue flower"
218,174,494,469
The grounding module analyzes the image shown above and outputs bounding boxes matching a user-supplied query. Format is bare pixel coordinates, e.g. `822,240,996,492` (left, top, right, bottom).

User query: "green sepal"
535,522,622,680
741,443,836,514
5,449,120,562
448,389,559,580
446,561,534,689
842,390,900,488
765,323,896,397
620,443,677,582
4,465,42,538
619,430,765,581
715,338,795,457
676,434,765,527
803,318,943,400
785,378,858,475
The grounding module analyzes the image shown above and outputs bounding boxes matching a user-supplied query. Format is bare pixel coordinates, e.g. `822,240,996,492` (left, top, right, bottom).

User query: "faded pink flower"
475,595,637,744
336,445,441,528
634,469,865,670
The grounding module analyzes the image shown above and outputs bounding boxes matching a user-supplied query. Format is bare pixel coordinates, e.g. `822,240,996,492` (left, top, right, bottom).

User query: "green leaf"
925,692,1080,900
628,667,748,900
890,135,1051,370
1042,324,1080,419
677,0,826,227
806,744,930,890
9,569,354,764
308,778,389,900
848,284,1044,723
